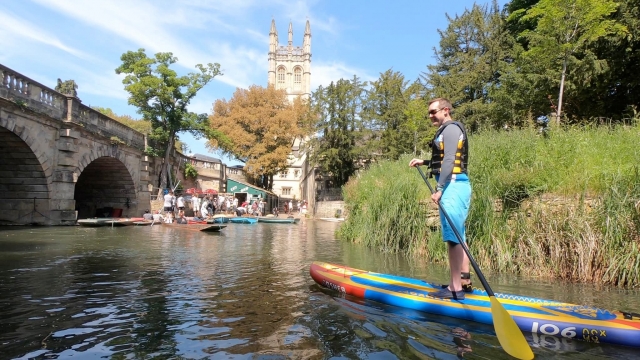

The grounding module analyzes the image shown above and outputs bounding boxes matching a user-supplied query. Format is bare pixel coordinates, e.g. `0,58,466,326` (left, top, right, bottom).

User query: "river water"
1,221,639,359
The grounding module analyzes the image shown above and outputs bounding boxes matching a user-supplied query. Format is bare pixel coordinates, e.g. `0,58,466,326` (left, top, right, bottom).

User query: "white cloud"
0,10,91,59
7,0,360,110
311,61,375,90
30,0,269,89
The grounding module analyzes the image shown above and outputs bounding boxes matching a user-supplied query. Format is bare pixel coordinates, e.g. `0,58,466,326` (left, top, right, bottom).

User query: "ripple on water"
1,223,639,359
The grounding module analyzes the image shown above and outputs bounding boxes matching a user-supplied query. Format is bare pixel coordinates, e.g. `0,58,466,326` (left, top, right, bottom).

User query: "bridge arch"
0,125,52,225
74,156,137,219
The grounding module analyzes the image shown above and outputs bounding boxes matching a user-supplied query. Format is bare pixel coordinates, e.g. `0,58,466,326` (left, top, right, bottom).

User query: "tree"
92,107,152,135
208,85,310,190
308,77,366,187
571,0,640,120
115,49,222,188
403,92,435,156
363,69,413,160
516,0,626,124
423,2,516,129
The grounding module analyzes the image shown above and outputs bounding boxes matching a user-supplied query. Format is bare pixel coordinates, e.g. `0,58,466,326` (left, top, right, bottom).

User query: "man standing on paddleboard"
409,98,472,300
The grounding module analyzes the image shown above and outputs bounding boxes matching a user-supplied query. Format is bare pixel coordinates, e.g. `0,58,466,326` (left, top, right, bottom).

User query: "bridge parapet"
70,100,145,150
0,64,66,119
0,64,145,150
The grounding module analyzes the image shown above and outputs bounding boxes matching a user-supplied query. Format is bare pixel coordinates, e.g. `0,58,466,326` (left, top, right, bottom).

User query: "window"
280,170,288,178
282,187,291,195
277,67,286,87
294,170,300,178
294,67,302,90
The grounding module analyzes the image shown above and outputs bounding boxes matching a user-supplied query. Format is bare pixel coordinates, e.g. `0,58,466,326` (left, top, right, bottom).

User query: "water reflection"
0,223,639,359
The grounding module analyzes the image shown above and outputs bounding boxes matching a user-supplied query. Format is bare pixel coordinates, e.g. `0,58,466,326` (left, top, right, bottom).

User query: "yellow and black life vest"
429,121,468,175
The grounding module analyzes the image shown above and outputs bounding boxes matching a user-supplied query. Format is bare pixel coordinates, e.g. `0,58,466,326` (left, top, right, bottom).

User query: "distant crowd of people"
142,189,308,224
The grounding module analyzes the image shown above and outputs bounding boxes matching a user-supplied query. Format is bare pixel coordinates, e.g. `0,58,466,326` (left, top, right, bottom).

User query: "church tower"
267,20,311,102
268,20,315,207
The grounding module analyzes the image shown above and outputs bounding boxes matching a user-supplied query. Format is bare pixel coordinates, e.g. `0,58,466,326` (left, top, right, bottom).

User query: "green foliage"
309,76,366,187
184,162,198,179
12,98,28,111
337,155,440,256
92,106,152,134
339,125,640,286
363,70,415,160
515,0,627,124
115,48,222,188
423,2,514,130
306,1,638,189
403,93,435,155
208,85,310,189
110,136,125,145
571,0,640,119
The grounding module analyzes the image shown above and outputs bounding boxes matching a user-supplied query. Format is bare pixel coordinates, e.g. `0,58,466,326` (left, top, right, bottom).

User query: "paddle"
416,166,534,360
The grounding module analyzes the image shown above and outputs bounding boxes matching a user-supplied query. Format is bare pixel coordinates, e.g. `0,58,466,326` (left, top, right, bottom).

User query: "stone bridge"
0,64,151,225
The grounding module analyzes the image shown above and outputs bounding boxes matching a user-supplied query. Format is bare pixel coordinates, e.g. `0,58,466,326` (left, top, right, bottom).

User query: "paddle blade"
490,296,534,360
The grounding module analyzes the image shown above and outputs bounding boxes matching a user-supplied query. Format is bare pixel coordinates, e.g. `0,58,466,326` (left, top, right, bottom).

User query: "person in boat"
175,210,188,224
201,198,209,219
152,210,164,223
143,210,153,221
192,195,201,218
236,206,247,216
207,197,215,215
163,190,175,216
176,193,185,212
409,97,471,300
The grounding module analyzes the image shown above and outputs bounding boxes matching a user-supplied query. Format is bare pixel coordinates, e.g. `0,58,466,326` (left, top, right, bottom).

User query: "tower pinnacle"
288,22,293,46
270,19,277,36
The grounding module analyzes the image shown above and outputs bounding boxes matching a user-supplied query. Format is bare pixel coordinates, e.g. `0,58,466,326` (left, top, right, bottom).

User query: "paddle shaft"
417,166,534,360
416,166,494,296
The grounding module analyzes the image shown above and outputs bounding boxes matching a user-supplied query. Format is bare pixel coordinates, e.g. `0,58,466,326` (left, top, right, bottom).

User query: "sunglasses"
429,107,447,115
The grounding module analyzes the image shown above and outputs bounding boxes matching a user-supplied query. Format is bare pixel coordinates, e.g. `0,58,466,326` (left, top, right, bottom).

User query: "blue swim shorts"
438,177,471,244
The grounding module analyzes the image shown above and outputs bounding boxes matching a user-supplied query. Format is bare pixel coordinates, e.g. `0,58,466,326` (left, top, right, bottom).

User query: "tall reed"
338,125,640,287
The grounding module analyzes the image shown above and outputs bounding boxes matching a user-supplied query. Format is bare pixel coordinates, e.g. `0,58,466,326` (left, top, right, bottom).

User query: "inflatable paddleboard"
310,261,640,348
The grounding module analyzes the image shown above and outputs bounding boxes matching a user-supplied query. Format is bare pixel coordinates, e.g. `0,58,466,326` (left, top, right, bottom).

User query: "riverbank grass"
338,125,640,287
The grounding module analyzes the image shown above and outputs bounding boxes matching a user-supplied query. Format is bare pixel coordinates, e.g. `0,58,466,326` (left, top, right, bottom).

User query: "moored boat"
317,217,345,222
162,222,226,232
77,218,110,227
310,261,640,348
257,217,299,224
209,215,230,224
229,217,258,224
200,224,227,232
104,218,135,227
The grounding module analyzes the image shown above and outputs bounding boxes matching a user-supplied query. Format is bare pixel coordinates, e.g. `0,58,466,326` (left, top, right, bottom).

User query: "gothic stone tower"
268,20,315,207
268,20,311,102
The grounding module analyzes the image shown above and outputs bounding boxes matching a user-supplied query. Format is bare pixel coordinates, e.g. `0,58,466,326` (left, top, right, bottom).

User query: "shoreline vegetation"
337,125,640,287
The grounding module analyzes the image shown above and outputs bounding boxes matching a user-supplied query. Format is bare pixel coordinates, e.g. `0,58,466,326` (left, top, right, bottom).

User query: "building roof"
227,178,278,197
191,153,222,163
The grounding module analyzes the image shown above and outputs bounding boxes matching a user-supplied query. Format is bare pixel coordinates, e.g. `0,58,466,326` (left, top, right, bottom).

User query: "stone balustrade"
1,64,66,119
0,64,145,150
173,150,225,172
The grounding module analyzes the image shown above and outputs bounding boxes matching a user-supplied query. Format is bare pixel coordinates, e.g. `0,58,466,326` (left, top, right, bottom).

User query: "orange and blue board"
310,261,640,348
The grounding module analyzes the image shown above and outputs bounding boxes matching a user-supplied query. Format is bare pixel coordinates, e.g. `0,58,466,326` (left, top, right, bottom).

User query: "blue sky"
1,0,507,165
